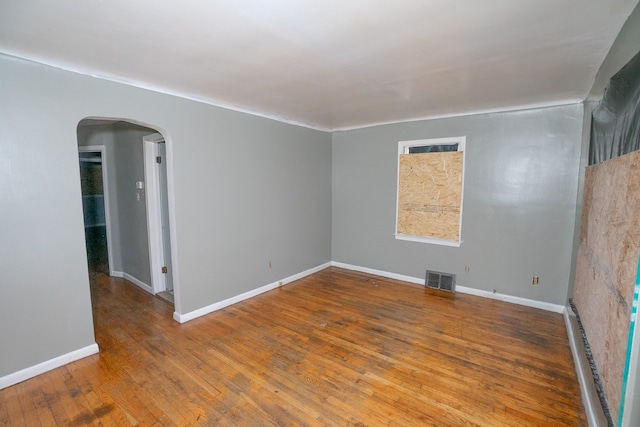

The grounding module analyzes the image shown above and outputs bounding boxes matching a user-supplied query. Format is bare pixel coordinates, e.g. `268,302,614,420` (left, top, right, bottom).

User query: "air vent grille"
425,270,456,292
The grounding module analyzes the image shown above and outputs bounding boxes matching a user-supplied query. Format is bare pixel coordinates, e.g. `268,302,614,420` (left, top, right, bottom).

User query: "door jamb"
143,133,168,295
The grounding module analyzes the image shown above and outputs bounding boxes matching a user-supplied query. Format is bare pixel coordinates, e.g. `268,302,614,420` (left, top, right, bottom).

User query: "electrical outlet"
464,266,470,273
532,276,539,285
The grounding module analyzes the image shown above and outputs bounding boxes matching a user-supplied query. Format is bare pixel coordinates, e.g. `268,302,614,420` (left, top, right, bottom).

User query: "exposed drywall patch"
397,151,462,241
573,150,640,423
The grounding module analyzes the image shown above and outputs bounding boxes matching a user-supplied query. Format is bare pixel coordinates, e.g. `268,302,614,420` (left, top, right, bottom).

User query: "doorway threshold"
156,290,174,306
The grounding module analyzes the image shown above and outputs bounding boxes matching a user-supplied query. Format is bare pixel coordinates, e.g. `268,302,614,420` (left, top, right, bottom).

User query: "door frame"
143,132,171,294
78,145,115,276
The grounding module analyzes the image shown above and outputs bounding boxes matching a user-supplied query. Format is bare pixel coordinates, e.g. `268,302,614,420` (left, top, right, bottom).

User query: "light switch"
136,181,145,190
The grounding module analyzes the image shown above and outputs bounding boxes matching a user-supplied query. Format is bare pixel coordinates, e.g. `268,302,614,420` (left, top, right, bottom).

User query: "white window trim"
395,136,466,247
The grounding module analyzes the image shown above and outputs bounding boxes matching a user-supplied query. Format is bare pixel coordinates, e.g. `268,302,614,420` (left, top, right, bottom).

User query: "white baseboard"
112,270,153,294
331,261,565,313
564,307,608,427
174,262,332,323
0,343,99,390
456,285,565,313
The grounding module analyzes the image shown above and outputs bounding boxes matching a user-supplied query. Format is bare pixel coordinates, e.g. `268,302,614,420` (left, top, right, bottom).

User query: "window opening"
396,137,466,247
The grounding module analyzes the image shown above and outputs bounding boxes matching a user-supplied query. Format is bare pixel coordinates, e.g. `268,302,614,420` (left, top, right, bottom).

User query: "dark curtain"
590,49,640,165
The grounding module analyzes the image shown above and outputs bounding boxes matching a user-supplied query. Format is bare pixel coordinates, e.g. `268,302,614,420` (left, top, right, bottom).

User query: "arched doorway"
77,118,177,308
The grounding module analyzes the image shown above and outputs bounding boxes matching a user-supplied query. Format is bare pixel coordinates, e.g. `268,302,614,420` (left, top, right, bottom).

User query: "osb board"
397,151,462,241
573,150,640,422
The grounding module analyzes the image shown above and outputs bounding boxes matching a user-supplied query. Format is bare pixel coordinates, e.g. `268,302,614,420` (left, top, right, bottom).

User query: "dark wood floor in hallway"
0,267,586,426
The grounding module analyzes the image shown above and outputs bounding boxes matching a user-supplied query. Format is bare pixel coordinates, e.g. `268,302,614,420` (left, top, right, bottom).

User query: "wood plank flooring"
0,267,586,426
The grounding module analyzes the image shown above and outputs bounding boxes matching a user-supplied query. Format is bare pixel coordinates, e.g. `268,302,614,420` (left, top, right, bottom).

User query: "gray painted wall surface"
0,53,331,378
566,101,595,299
332,104,583,305
113,123,154,285
1,61,96,378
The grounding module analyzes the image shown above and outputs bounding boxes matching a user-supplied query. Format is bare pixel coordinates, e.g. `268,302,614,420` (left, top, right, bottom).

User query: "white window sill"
394,233,461,247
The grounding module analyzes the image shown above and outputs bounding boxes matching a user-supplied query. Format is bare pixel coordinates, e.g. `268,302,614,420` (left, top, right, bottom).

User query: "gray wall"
332,104,583,305
112,123,155,285
0,53,332,378
566,100,595,299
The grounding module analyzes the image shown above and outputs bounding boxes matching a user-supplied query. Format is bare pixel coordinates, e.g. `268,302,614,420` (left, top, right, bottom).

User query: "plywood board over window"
396,137,465,246
573,150,640,423
398,151,463,239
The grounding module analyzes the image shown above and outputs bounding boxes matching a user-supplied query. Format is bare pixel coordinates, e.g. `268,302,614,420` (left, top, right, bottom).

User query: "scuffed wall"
573,150,640,422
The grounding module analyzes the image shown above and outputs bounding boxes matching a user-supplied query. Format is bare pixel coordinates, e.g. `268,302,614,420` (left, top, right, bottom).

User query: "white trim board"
331,261,565,313
143,132,168,296
0,344,99,390
174,262,332,323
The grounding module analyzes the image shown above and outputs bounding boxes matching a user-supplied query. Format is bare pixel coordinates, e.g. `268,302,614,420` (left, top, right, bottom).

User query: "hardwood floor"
0,267,586,426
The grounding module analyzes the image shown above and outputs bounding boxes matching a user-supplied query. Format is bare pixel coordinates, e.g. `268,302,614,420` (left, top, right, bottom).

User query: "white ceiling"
1,0,638,131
